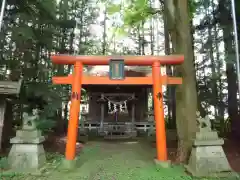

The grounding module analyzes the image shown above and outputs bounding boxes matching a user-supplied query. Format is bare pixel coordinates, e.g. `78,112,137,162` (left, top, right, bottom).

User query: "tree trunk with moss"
165,0,197,163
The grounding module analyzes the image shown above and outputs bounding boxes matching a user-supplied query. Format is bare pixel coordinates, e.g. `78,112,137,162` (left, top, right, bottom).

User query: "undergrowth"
0,152,63,180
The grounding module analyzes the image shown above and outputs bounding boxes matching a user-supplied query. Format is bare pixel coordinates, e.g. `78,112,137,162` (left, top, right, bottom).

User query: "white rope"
108,101,111,111
108,101,125,114
120,104,123,112
99,94,135,114
107,100,128,114
113,104,117,112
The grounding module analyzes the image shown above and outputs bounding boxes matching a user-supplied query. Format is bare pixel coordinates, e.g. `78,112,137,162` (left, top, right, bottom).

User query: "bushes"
211,117,231,137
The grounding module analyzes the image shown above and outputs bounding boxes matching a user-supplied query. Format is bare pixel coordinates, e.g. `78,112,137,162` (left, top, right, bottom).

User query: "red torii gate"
51,55,184,165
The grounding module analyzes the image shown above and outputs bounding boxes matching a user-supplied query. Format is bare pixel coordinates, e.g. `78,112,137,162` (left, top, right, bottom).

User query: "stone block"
195,131,219,140
16,130,42,139
60,159,77,169
130,130,137,137
8,143,46,172
186,145,232,177
187,112,233,177
194,139,224,146
10,136,45,144
154,159,171,168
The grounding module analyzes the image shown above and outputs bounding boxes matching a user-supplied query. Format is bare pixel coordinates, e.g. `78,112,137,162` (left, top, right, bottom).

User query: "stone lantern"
8,109,46,173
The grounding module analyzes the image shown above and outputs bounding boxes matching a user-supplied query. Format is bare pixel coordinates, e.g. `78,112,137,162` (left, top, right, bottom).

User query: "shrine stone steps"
103,130,137,140
104,134,133,140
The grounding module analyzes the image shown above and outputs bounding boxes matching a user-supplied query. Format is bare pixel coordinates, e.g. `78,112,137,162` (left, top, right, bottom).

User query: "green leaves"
106,0,198,29
111,27,128,37
37,0,56,19
36,117,57,133
56,19,76,29
0,0,100,135
189,0,199,19
123,7,154,26
106,0,157,28
11,26,36,41
107,4,121,15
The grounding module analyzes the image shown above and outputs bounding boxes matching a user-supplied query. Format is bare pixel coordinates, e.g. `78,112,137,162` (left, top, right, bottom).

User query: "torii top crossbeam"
51,55,184,66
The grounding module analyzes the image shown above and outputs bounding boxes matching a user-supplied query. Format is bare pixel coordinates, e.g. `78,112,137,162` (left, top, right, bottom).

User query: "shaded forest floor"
0,136,240,179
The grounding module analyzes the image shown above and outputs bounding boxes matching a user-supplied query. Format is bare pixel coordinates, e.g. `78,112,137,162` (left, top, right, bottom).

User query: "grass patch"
0,142,239,180
0,152,63,180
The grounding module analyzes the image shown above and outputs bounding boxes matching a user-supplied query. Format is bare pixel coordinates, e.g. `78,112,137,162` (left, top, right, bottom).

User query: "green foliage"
123,0,155,26
106,0,199,31
107,4,121,15
0,172,24,180
56,19,77,29
106,0,157,27
23,82,63,133
110,27,128,37
189,0,199,19
37,0,57,19
0,0,99,138
11,26,36,42
212,117,231,136
36,117,57,133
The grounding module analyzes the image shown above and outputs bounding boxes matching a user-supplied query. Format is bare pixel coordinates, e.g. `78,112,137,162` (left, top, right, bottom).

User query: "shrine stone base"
8,130,46,173
186,131,232,177
154,159,171,168
60,159,77,169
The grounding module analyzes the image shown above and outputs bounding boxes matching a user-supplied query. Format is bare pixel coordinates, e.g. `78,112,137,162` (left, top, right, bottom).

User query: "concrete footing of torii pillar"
154,159,171,168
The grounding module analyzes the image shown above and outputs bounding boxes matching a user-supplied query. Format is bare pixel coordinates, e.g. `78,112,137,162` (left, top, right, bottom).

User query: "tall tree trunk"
55,0,69,134
150,12,154,55
164,8,176,129
102,9,107,55
165,0,197,162
141,21,145,55
205,1,218,117
219,0,239,137
213,3,224,118
137,25,141,55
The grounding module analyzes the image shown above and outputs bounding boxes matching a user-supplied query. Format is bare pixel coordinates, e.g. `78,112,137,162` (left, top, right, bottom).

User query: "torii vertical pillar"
152,61,169,167
64,62,83,167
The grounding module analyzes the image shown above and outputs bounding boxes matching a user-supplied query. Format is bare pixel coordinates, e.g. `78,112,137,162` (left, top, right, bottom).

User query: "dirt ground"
223,139,240,172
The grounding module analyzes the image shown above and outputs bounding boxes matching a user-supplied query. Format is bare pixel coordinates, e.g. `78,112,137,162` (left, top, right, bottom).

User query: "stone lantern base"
8,129,46,173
